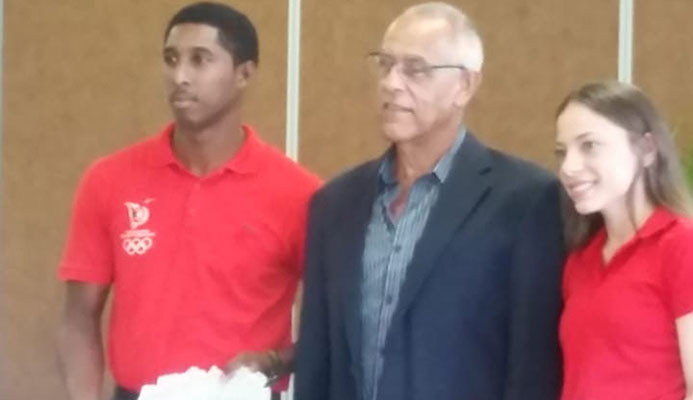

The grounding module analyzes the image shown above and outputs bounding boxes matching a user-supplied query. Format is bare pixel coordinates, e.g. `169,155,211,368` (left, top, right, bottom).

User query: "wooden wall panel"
634,0,693,157
299,0,618,178
16,1,693,399
1,1,287,398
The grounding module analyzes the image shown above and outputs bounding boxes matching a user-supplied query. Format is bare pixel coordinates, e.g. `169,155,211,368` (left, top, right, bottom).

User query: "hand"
225,351,278,377
225,347,295,383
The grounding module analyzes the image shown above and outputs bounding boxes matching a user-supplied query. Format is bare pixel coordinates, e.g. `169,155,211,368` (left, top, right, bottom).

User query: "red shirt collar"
635,207,679,240
585,207,679,254
149,123,263,175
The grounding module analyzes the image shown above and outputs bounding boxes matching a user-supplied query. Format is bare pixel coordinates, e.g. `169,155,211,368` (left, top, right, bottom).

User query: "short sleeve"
57,162,114,284
286,173,322,277
662,224,693,318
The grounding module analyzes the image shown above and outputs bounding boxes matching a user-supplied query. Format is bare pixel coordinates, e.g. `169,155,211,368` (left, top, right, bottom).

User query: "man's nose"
380,63,407,93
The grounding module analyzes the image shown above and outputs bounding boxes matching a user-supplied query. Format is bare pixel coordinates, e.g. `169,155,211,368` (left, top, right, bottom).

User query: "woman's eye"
580,140,597,153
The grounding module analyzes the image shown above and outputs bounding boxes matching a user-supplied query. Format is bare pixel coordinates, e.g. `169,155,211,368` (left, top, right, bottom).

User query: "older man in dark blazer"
295,3,565,400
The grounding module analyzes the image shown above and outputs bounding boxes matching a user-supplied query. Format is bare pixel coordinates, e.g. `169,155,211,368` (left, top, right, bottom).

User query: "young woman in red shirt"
555,81,693,400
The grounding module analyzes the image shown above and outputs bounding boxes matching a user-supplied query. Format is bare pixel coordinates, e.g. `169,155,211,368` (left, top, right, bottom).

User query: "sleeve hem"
58,264,112,285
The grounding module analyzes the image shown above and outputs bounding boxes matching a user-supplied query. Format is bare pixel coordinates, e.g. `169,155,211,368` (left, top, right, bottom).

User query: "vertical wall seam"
618,0,634,83
285,2,302,398
286,0,301,161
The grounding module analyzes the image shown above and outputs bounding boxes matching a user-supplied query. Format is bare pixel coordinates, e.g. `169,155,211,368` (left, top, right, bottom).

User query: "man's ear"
235,61,257,88
454,70,482,108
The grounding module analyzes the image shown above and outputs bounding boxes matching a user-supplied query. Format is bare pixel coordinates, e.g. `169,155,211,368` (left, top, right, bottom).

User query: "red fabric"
560,208,693,400
58,123,321,390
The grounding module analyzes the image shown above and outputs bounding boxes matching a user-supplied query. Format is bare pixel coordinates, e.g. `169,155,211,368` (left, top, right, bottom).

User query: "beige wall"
1,1,287,398
2,1,692,399
299,0,618,177
635,0,693,156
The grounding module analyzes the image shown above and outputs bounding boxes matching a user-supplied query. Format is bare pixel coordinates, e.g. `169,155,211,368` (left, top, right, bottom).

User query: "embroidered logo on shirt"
121,200,156,256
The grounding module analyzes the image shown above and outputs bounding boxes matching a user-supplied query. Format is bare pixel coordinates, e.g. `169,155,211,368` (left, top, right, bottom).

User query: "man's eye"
192,54,204,65
163,54,177,66
376,56,394,71
403,63,429,77
191,53,212,66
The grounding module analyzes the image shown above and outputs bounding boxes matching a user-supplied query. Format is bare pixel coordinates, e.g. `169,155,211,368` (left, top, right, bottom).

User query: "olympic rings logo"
122,237,153,255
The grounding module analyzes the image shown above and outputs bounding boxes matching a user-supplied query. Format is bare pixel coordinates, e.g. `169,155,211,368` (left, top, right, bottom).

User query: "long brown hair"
556,81,693,249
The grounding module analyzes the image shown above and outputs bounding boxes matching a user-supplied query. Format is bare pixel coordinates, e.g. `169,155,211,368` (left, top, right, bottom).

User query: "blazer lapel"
392,134,494,321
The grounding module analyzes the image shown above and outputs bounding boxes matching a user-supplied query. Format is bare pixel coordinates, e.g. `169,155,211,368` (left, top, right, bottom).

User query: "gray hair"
398,2,484,71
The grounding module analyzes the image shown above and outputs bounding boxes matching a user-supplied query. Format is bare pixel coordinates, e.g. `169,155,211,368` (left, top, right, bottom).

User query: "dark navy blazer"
295,133,565,400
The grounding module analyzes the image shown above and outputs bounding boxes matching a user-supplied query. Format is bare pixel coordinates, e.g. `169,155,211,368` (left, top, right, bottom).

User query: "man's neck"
172,113,245,177
394,122,462,189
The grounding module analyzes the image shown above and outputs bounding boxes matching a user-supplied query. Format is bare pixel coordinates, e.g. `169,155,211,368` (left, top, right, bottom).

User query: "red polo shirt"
560,208,693,400
58,123,321,390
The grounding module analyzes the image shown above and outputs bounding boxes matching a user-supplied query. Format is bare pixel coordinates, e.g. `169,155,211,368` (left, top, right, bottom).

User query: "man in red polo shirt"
56,3,321,400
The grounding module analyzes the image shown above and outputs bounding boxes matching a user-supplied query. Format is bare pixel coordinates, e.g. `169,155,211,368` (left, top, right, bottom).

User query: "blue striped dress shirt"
360,129,466,400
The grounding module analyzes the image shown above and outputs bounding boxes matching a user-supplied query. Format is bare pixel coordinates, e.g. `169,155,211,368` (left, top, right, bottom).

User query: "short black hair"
164,2,259,65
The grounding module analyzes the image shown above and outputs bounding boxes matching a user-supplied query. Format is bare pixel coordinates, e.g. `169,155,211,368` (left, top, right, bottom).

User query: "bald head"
386,2,484,71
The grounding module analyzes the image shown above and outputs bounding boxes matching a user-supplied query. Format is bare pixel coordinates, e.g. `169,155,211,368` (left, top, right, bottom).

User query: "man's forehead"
381,17,453,56
165,23,222,49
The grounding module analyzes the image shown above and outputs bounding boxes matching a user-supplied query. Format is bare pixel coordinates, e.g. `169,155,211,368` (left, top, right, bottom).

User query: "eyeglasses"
367,51,467,81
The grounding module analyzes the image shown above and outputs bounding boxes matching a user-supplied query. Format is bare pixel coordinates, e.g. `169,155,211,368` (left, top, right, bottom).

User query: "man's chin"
381,127,418,144
172,112,206,130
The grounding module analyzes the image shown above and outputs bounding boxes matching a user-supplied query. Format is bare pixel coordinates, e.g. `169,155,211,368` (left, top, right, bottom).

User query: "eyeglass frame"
366,50,468,82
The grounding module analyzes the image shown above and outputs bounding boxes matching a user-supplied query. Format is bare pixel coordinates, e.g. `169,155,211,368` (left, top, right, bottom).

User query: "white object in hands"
138,365,271,400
